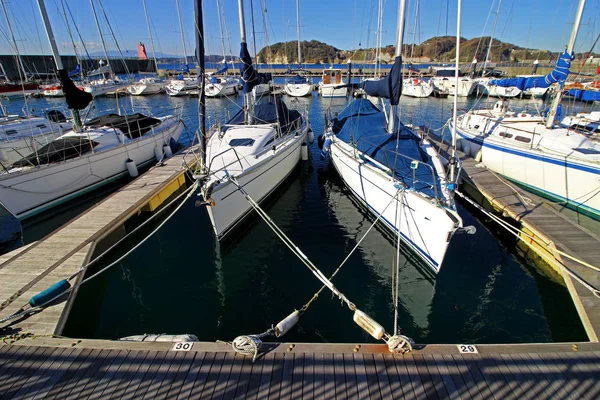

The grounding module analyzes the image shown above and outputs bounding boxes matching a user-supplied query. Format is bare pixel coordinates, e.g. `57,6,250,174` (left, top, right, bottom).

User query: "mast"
89,0,113,78
216,0,227,66
296,0,301,66
482,0,502,76
60,0,81,72
545,0,586,128
1,1,29,82
387,0,406,134
195,0,206,169
142,0,160,74
36,0,86,130
176,0,190,74
249,0,257,62
408,0,420,79
450,0,462,183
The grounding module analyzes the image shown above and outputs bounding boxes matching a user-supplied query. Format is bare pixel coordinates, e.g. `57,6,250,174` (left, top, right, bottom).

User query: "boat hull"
284,82,313,97
431,78,477,97
0,118,184,219
319,84,347,98
128,82,165,96
402,80,434,98
328,139,458,272
204,130,307,238
205,82,238,97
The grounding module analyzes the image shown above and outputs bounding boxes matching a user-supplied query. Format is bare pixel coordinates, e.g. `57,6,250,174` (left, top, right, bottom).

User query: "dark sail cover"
490,50,573,90
239,42,272,94
68,64,81,77
58,69,92,110
361,56,402,105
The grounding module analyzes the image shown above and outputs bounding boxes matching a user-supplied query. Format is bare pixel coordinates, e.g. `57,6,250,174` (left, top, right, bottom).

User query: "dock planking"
0,148,192,336
422,129,600,342
0,340,599,399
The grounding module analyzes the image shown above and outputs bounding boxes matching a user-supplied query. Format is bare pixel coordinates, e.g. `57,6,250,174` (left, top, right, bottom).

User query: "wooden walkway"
424,129,600,342
0,339,599,399
0,150,191,336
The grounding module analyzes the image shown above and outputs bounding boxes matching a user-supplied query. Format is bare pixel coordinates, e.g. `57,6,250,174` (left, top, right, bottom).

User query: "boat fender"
154,146,163,162
353,309,385,340
455,139,462,152
275,310,300,337
462,140,472,157
163,144,173,158
307,130,315,144
301,143,309,161
29,279,71,307
475,149,483,162
169,137,178,153
317,134,325,150
126,158,139,177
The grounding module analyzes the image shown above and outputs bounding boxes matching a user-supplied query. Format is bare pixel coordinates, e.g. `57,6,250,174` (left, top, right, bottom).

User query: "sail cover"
360,56,403,105
215,64,228,75
490,51,573,89
57,69,92,110
239,42,272,94
68,64,81,77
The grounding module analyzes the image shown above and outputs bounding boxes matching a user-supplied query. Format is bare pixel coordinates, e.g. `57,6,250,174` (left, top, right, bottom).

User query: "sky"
0,0,598,59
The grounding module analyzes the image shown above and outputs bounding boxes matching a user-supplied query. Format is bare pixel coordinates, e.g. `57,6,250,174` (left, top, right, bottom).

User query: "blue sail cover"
215,64,228,75
332,98,438,196
68,64,81,77
490,51,573,89
239,42,272,94
361,56,402,105
567,88,600,102
286,74,310,84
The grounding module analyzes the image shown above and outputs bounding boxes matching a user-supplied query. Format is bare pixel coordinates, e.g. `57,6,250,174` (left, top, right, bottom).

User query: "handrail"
207,147,245,175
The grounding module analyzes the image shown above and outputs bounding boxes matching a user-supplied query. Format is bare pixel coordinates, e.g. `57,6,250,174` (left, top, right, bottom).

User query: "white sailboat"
0,0,184,220
451,0,600,219
320,0,467,272
166,0,198,97
205,62,239,98
195,0,309,239
562,111,600,136
430,67,477,97
128,1,166,96
402,0,433,98
284,0,313,97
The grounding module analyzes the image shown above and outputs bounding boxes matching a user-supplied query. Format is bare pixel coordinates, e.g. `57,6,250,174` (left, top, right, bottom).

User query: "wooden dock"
0,339,599,399
424,129,600,342
0,149,192,336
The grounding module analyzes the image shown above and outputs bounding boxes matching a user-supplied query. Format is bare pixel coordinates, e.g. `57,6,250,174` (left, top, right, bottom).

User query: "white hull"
476,79,522,98
205,81,238,97
203,123,308,238
284,82,313,97
328,138,459,272
319,84,347,98
42,88,64,97
84,81,129,97
402,80,434,98
0,89,40,97
431,77,477,97
0,117,184,219
522,87,548,98
127,81,165,96
453,109,600,218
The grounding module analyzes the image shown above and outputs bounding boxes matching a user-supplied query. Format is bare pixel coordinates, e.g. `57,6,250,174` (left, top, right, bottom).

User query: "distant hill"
255,36,572,64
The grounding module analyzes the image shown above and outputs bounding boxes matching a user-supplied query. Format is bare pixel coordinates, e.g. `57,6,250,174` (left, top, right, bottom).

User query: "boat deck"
422,128,600,342
0,339,599,399
0,149,192,336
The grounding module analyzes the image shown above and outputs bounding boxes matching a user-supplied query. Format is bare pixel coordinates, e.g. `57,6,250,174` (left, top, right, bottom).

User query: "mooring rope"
226,177,414,360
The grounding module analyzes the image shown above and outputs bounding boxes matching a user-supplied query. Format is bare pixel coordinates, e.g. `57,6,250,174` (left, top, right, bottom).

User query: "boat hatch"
573,148,600,155
229,138,255,147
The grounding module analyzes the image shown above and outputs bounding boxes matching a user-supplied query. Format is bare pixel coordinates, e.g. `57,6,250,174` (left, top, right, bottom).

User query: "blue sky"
0,0,598,58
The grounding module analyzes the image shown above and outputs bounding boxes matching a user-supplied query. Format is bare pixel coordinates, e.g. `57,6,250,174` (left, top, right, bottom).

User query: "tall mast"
60,0,81,71
545,0,586,129
483,0,502,76
450,0,462,183
216,0,227,64
36,0,84,130
249,0,257,61
1,1,29,82
90,0,113,78
387,0,406,134
142,0,159,74
195,0,206,169
176,0,190,72
408,0,420,79
296,0,301,65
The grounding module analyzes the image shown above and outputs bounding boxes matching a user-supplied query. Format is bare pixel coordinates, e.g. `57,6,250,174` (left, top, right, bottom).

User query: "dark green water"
4,86,588,344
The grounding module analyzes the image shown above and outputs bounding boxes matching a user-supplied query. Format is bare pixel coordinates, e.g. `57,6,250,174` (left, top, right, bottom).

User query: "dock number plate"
457,345,478,354
172,342,194,351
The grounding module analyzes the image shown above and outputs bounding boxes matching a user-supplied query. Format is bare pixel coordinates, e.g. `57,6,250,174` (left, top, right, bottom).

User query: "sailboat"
195,0,309,239
283,0,313,97
0,0,184,220
320,0,466,272
402,0,433,98
451,0,600,219
127,1,166,96
166,0,198,97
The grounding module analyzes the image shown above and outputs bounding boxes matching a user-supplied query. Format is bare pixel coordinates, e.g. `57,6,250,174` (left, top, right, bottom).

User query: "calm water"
3,85,591,344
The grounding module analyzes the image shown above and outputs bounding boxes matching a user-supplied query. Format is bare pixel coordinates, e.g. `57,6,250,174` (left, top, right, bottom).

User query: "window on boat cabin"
263,137,275,148
5,129,17,136
435,69,463,78
514,135,531,143
36,124,47,129
573,148,600,155
229,138,255,147
499,131,513,138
